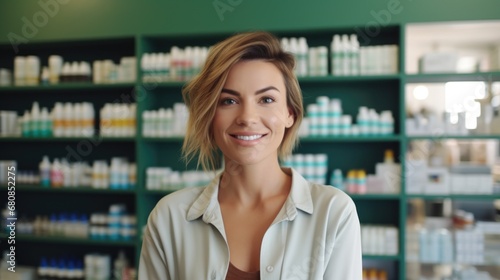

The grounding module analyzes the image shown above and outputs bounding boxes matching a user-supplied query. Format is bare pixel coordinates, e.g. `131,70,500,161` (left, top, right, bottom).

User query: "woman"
139,31,362,279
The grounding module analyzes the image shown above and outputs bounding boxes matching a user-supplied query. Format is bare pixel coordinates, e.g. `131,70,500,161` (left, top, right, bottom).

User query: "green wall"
1,0,500,43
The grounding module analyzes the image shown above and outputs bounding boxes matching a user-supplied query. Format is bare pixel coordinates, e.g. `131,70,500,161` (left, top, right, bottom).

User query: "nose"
235,102,258,126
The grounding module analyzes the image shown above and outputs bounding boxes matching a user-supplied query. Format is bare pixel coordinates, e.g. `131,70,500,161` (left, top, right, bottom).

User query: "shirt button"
266,265,274,272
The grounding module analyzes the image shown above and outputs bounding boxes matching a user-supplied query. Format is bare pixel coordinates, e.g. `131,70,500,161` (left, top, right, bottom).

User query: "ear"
285,107,294,128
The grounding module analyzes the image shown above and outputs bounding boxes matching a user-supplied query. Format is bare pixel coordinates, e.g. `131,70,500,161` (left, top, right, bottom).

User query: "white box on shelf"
470,175,486,194
476,221,500,234
456,56,480,73
492,45,500,71
406,159,427,194
450,165,493,194
419,52,459,73
376,162,401,193
424,167,450,194
454,174,470,194
366,175,385,193
464,175,476,194
482,175,493,194
405,118,417,136
384,226,399,255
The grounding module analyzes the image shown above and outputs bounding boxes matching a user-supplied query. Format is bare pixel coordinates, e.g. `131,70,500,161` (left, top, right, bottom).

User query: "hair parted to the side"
181,31,304,172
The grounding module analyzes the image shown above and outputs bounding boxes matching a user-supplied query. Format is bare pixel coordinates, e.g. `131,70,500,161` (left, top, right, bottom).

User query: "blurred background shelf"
6,185,136,194
0,233,137,247
0,82,136,92
405,72,500,83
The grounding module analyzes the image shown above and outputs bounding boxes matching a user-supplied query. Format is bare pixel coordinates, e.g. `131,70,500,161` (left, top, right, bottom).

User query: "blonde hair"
182,31,303,172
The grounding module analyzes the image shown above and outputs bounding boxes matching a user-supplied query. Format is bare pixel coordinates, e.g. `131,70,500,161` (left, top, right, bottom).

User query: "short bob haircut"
182,31,304,172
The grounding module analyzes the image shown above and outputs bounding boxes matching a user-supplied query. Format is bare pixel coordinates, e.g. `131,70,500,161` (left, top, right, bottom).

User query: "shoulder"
308,182,357,218
309,181,355,207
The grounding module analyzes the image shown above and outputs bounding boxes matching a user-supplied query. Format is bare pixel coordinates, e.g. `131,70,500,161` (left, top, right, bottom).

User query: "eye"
220,98,237,105
261,97,275,104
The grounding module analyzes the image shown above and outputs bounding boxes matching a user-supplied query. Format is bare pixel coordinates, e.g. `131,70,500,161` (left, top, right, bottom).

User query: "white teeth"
235,135,263,141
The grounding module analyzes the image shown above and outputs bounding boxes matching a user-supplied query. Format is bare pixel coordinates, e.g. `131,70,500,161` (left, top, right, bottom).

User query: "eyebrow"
220,86,280,96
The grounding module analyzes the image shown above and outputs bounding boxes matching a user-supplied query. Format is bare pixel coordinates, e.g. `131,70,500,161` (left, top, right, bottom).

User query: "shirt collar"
186,167,314,223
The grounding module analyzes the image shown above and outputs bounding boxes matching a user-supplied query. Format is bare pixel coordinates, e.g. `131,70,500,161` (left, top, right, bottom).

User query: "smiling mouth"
230,134,266,141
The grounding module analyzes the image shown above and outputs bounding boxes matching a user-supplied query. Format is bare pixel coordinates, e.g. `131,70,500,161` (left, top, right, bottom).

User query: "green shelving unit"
407,135,500,140
142,189,178,196
0,25,403,279
140,136,184,142
151,82,187,89
349,194,401,200
1,22,500,279
400,22,500,278
0,35,139,268
363,255,401,261
406,194,500,200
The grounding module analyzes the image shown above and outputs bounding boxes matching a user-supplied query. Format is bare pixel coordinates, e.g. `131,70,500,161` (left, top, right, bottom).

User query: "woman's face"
212,59,294,167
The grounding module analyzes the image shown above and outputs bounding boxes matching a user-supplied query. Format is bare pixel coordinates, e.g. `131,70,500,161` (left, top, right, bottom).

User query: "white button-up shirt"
139,168,362,279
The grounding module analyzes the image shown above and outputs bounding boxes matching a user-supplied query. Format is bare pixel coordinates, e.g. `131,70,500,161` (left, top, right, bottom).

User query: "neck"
218,158,291,206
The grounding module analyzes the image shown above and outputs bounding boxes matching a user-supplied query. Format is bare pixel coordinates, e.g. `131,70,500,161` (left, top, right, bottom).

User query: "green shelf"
140,136,184,142
0,83,136,92
349,194,401,200
0,233,136,247
8,185,136,194
404,71,500,83
406,194,500,200
143,189,179,195
0,136,137,142
144,81,186,89
362,254,401,261
406,135,500,140
415,261,500,267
